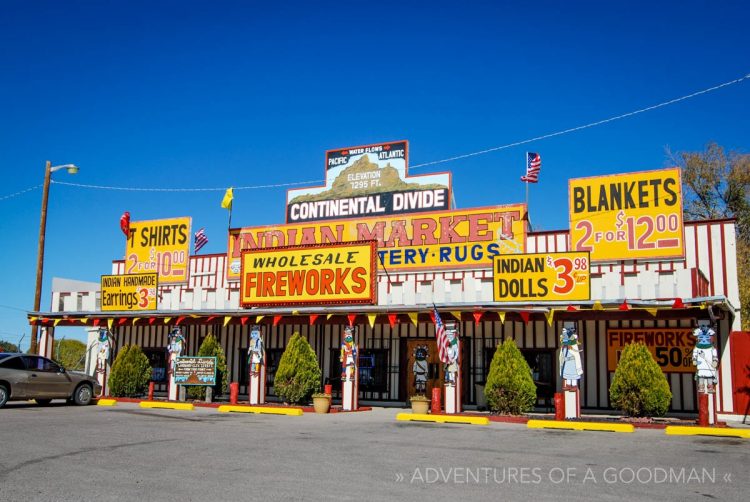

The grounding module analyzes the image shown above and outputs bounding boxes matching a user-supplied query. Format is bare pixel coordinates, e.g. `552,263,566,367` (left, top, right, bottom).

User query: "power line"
50,178,323,192
0,184,42,201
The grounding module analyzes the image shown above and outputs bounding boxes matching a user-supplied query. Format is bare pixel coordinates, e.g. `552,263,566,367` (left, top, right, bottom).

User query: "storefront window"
143,349,167,383
328,348,388,393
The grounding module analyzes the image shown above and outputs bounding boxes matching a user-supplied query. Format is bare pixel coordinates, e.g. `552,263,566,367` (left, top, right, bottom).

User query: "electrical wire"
0,184,42,201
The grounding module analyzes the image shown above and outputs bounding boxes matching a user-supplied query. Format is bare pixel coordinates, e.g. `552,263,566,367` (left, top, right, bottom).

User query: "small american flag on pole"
521,152,541,183
194,228,208,253
433,306,450,364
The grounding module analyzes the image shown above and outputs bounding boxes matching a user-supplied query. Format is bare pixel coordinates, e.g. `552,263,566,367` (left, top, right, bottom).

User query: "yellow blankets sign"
493,252,591,302
240,241,376,307
125,217,191,284
569,168,684,262
227,204,526,279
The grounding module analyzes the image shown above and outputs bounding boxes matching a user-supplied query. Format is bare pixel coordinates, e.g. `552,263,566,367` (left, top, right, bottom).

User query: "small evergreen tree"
484,339,537,415
187,334,228,400
274,332,321,404
53,339,86,370
610,342,672,417
109,345,152,397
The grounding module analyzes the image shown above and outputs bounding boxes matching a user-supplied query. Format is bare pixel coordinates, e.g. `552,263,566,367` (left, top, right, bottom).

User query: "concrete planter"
312,395,331,413
410,397,430,414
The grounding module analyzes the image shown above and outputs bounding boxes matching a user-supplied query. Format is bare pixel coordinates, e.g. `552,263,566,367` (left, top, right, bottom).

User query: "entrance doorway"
402,339,445,400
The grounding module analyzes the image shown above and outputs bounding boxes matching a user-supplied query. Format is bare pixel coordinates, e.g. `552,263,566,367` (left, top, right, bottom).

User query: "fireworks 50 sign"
493,252,590,302
228,204,527,277
125,217,191,284
569,168,684,262
607,328,695,373
100,273,158,311
240,241,377,307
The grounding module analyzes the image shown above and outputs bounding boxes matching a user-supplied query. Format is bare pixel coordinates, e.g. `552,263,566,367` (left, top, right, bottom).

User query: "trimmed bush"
274,333,321,404
484,339,537,415
610,342,672,417
53,339,86,370
187,334,228,400
109,345,152,397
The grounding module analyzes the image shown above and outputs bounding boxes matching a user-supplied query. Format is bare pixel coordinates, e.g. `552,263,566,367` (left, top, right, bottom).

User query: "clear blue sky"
1,1,748,351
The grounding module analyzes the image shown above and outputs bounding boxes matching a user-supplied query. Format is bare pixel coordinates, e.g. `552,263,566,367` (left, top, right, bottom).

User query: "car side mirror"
58,367,66,374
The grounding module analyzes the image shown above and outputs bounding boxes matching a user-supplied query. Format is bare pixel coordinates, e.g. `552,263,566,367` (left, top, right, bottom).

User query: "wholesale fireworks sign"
492,252,591,302
285,141,452,223
569,168,684,262
100,273,158,311
607,328,695,373
227,204,527,278
240,241,377,307
125,217,191,284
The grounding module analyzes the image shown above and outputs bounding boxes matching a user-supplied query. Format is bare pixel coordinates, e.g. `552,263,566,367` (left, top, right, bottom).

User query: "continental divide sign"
227,204,527,278
285,141,452,223
240,241,376,307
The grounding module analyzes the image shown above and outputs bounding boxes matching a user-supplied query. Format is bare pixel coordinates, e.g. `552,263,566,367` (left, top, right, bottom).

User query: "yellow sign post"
493,252,591,302
569,168,684,262
227,204,527,279
100,273,158,311
125,217,191,284
240,241,377,307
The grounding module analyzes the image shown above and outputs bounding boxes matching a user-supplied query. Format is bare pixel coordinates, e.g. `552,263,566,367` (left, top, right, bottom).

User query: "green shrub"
187,334,228,400
610,342,672,417
53,339,86,370
274,332,321,404
109,345,152,397
484,339,537,415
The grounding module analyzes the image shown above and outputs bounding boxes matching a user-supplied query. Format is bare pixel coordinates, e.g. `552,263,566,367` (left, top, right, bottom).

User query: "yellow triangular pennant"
498,311,506,324
367,314,376,328
327,313,334,320
107,318,114,329
29,316,38,322
164,317,172,324
54,319,62,326
292,310,299,316
255,315,264,323
80,317,88,323
451,311,462,322
545,309,555,326
132,317,140,325
646,308,658,317
592,301,604,311
224,316,232,327
408,312,418,326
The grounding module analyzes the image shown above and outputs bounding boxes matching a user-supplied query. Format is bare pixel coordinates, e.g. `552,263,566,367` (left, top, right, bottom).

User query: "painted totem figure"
692,325,718,393
340,325,359,410
247,325,266,405
95,329,114,397
412,345,429,395
443,322,462,414
559,326,583,419
167,328,185,401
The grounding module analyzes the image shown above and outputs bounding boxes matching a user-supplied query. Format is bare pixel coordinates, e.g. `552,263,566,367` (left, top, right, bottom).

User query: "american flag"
434,307,450,364
521,152,541,183
194,228,208,253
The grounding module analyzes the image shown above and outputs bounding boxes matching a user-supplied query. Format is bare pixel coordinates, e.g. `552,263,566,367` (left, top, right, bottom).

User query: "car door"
21,356,70,398
0,356,30,398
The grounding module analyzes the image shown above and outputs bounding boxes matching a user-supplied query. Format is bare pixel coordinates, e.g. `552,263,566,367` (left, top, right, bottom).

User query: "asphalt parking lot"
0,402,746,501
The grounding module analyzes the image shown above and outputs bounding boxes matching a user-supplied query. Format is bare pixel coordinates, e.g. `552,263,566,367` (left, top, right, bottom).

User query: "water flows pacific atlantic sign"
285,140,452,223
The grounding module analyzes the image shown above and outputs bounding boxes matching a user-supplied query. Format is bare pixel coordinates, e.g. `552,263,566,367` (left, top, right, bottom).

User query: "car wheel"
0,384,8,408
35,399,52,406
73,384,93,406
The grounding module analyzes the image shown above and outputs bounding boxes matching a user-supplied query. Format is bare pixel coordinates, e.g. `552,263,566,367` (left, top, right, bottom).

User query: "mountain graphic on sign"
289,155,447,204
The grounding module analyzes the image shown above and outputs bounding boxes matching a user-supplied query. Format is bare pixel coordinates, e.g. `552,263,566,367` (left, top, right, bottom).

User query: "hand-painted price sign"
493,252,590,302
607,328,696,373
125,217,191,284
569,168,684,262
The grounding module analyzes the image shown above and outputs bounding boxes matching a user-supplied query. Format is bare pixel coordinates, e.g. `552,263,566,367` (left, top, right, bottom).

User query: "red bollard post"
431,387,442,414
697,393,709,427
148,382,154,401
230,382,239,405
324,384,332,395
554,392,565,420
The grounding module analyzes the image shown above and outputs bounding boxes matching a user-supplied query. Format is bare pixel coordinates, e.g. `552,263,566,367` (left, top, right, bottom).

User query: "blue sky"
1,1,748,351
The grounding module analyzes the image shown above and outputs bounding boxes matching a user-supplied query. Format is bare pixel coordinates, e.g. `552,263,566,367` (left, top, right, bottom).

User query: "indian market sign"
100,272,158,311
285,140,452,223
492,252,590,302
227,204,527,277
569,168,684,262
125,217,191,284
240,241,376,307
607,328,695,373
174,356,217,385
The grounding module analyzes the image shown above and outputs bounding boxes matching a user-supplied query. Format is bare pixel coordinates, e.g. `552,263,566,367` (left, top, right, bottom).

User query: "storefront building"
30,142,745,417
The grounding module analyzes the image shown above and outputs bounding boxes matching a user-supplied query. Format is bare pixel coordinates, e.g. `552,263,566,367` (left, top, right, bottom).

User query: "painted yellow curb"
396,413,489,425
139,401,194,411
96,399,117,406
665,426,750,438
217,405,303,416
527,419,634,433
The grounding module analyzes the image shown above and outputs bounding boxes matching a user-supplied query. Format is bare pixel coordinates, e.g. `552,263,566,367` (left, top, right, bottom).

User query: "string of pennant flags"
28,297,710,330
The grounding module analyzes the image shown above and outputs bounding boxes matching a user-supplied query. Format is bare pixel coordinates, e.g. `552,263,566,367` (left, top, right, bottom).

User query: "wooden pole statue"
340,325,359,411
247,325,266,405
